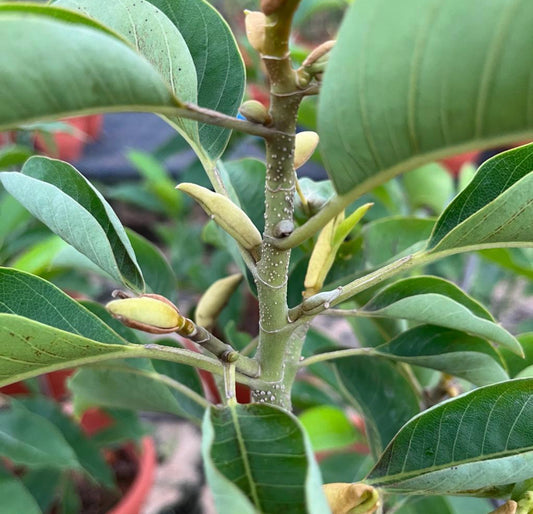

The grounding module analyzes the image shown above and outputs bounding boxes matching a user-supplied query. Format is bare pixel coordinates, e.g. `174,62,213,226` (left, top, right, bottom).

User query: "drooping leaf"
361,276,522,355
15,398,113,487
427,144,533,254
0,314,136,387
0,402,80,469
147,0,246,160
0,268,127,344
375,325,509,386
69,358,206,424
366,379,533,495
55,0,198,150
202,403,331,514
319,0,533,194
0,157,144,291
0,10,181,131
0,468,41,514
333,355,420,456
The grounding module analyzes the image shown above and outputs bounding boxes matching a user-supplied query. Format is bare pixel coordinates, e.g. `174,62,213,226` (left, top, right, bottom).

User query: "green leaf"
10,235,66,275
479,248,533,280
0,268,127,344
427,144,533,254
202,403,331,514
299,405,359,452
319,453,373,485
0,402,79,469
0,157,144,291
500,333,533,378
319,0,533,194
127,229,177,301
0,144,33,168
375,325,509,386
69,359,206,424
333,355,420,456
0,9,180,131
17,397,114,487
147,0,245,161
0,314,136,386
366,379,533,495
0,468,41,514
361,276,522,355
22,469,62,513
55,0,198,149
403,163,454,215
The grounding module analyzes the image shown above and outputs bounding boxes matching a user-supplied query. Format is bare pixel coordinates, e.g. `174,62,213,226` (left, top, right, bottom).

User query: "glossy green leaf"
70,358,206,423
0,314,136,386
333,355,420,456
427,144,533,254
202,403,331,514
319,0,533,193
0,10,180,131
0,157,144,291
55,0,198,150
148,0,245,160
17,397,113,487
299,405,359,452
362,276,522,355
375,325,508,386
0,403,79,469
367,379,533,495
0,468,41,514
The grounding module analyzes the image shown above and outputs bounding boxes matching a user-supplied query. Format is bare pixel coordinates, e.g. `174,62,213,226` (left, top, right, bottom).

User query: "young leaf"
0,157,144,291
375,325,509,386
202,403,331,514
426,144,533,254
0,468,41,514
0,10,180,131
147,0,246,160
319,0,533,194
366,379,533,495
333,355,420,456
361,276,522,356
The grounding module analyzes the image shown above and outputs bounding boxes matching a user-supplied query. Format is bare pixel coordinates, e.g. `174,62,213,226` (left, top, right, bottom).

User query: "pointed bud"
302,40,335,67
322,483,379,514
244,10,266,54
106,295,188,334
294,131,319,170
177,183,262,258
239,100,271,125
195,274,243,328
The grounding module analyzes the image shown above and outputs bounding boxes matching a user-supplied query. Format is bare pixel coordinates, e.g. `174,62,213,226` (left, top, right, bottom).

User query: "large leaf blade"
202,403,331,514
366,379,533,495
361,276,522,355
0,12,180,130
0,157,144,291
319,0,533,194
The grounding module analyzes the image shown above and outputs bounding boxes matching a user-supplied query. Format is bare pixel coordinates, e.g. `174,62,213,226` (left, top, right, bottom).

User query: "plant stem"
299,347,374,367
252,0,306,410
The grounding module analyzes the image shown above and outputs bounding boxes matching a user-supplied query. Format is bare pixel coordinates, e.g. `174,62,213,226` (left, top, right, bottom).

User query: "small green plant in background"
0,0,533,512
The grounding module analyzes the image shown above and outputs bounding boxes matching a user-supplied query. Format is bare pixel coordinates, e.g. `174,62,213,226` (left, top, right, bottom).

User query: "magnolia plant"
0,0,533,512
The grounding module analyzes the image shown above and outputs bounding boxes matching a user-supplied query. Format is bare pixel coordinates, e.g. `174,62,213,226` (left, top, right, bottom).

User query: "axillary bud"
106,294,193,334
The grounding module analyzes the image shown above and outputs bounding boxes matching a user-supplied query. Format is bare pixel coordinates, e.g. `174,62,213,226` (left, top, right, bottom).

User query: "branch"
299,347,374,367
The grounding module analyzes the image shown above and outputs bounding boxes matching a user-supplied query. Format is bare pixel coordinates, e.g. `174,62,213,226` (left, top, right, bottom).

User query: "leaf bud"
302,40,335,68
195,274,243,328
238,100,272,125
294,131,319,170
322,483,379,514
177,183,262,259
106,294,189,334
244,10,266,54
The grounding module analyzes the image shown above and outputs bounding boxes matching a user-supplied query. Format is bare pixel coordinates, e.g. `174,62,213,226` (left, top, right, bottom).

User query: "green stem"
299,347,374,367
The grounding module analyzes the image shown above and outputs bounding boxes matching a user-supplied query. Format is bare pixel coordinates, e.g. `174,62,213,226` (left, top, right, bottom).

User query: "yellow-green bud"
294,131,319,170
322,483,379,514
195,274,243,328
239,100,271,125
106,295,187,334
177,183,262,259
244,10,266,54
